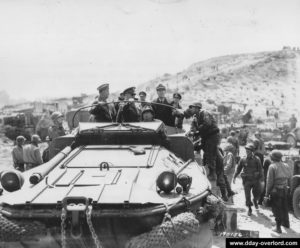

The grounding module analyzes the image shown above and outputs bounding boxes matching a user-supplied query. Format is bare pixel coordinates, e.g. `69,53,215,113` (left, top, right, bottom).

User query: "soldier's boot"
247,206,252,216
282,220,290,228
208,168,217,181
220,187,228,202
272,223,282,233
224,175,236,197
253,199,259,209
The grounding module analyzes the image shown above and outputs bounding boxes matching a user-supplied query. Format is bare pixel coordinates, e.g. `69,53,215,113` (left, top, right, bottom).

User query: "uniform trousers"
270,187,289,227
242,178,262,207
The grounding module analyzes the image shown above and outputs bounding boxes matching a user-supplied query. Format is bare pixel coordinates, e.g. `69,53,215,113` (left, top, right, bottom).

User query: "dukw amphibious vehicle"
0,104,223,248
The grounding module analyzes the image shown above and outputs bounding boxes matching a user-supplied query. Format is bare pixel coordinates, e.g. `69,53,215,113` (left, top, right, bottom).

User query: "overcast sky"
0,0,299,100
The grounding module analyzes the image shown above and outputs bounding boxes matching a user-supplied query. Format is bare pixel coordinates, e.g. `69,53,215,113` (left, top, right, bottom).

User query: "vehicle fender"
286,132,296,140
291,175,300,192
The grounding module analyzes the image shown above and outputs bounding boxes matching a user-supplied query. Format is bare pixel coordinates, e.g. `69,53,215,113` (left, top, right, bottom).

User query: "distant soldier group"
12,134,43,171
11,111,67,171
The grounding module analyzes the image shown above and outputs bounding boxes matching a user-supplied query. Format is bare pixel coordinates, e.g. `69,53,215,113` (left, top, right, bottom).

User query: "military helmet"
245,143,255,151
173,93,182,100
270,150,283,162
16,135,26,142
156,84,166,91
51,111,63,121
139,91,146,97
189,102,202,109
31,134,41,143
223,143,235,153
142,106,154,116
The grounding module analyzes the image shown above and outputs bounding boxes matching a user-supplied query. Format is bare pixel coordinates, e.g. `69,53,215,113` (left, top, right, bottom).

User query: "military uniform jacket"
266,162,292,195
192,109,219,139
170,101,183,128
227,136,239,155
152,98,174,127
12,146,24,168
234,155,263,180
48,125,66,141
23,144,43,166
116,102,140,122
90,100,116,122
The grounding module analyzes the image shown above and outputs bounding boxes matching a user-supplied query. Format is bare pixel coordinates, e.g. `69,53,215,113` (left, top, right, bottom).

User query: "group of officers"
11,82,292,234
89,83,184,127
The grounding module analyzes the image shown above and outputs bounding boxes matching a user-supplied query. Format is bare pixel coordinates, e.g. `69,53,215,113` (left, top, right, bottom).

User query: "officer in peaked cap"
173,93,182,100
137,91,150,111
116,86,139,122
152,84,173,126
118,92,125,101
265,149,291,233
97,83,109,92
123,87,136,99
156,84,166,91
139,91,147,97
233,142,263,216
90,83,116,122
170,93,183,128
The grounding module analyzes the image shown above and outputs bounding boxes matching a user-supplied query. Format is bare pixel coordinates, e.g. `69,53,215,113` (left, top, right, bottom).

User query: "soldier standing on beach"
233,143,264,216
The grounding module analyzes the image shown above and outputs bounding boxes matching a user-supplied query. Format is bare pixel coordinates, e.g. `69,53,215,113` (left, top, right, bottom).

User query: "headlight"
178,173,192,194
0,170,24,192
156,171,177,194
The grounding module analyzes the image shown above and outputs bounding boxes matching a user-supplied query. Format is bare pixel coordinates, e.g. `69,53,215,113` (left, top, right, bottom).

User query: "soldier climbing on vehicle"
188,102,221,181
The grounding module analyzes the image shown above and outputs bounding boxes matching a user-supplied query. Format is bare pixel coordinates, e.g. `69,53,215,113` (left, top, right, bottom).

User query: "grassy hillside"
137,49,300,119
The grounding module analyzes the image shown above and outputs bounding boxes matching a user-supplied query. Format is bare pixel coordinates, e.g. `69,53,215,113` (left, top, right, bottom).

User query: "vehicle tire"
287,135,297,148
293,186,300,219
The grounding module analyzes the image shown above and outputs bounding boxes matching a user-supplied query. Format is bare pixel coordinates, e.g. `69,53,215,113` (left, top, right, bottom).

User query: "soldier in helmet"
116,87,140,122
48,111,66,141
141,106,155,122
264,150,292,233
223,143,237,201
90,83,116,122
233,143,264,216
253,131,265,165
227,130,240,163
23,134,43,170
11,136,26,172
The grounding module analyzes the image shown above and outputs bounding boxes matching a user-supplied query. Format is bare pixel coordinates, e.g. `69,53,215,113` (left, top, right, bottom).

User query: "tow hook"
62,197,89,239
